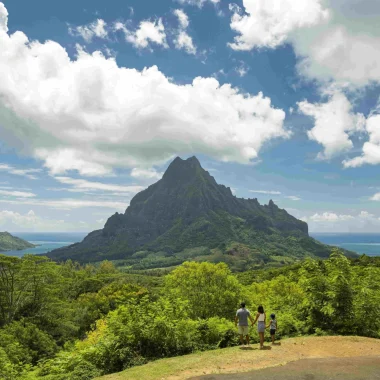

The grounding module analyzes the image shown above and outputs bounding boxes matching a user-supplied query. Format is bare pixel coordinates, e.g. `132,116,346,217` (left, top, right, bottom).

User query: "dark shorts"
270,329,276,336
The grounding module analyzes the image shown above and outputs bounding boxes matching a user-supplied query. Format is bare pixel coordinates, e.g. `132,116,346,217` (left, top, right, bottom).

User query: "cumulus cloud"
173,9,196,55
306,209,380,232
298,90,365,159
310,212,354,222
0,163,41,179
229,0,380,86
228,0,329,50
344,114,380,168
69,19,108,42
115,18,168,49
0,3,288,177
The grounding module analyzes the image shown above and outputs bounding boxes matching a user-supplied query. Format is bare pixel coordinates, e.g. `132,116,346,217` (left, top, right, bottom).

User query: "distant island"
47,156,357,270
0,231,35,252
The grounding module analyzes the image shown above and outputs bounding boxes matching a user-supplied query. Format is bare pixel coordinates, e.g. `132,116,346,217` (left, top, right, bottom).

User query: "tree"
164,262,243,319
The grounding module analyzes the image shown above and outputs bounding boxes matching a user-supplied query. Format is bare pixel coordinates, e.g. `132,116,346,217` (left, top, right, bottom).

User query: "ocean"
311,233,380,257
2,232,380,258
2,232,88,257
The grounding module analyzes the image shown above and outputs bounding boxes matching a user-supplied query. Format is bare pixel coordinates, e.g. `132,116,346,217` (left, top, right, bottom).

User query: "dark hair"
270,313,275,319
240,302,246,308
258,305,264,313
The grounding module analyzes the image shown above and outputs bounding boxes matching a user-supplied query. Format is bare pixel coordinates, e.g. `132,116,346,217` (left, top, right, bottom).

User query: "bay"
1,232,88,257
311,233,380,257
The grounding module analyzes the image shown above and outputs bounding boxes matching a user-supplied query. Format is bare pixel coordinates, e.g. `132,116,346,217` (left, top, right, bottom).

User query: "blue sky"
1,0,380,233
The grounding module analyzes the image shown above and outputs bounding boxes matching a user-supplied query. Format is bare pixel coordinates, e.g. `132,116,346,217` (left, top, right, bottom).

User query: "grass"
96,335,380,380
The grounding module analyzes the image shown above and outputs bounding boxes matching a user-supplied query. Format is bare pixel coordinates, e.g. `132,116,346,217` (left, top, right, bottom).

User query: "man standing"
235,302,254,345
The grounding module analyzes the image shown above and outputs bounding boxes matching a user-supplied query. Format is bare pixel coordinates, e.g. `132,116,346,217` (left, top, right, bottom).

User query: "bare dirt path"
190,356,380,380
98,336,380,380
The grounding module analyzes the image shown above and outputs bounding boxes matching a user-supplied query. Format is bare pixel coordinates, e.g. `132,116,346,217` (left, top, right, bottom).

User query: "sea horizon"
2,231,380,258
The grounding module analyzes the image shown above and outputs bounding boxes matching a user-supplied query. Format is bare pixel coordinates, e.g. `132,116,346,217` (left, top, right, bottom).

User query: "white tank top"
258,312,265,322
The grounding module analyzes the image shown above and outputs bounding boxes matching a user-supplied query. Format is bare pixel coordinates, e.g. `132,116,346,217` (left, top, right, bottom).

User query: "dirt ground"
99,336,380,380
190,356,380,380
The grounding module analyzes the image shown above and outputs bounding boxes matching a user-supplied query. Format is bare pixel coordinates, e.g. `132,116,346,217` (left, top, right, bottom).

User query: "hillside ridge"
0,231,35,252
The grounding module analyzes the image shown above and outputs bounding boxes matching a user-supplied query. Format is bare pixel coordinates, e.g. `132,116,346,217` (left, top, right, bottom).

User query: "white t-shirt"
258,312,265,322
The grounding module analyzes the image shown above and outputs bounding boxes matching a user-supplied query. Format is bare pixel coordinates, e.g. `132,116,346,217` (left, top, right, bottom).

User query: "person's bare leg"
239,334,244,345
260,333,264,348
271,334,275,344
246,334,250,345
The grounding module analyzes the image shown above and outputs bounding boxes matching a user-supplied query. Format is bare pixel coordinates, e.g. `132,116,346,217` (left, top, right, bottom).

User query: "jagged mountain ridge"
47,156,340,264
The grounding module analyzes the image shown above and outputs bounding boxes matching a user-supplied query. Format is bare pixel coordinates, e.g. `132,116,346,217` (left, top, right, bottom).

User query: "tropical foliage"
0,251,379,379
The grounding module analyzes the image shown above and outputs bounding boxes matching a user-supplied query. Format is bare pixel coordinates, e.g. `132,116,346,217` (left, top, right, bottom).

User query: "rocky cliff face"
47,156,312,262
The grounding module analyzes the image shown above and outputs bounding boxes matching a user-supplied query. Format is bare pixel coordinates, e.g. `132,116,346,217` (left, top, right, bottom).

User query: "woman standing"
252,305,266,349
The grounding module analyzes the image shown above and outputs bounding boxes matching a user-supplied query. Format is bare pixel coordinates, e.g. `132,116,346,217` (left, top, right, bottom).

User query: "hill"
47,156,357,269
97,336,380,380
0,231,35,252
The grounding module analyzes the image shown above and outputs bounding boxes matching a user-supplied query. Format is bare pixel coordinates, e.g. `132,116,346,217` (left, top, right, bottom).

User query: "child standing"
267,313,277,344
252,305,266,349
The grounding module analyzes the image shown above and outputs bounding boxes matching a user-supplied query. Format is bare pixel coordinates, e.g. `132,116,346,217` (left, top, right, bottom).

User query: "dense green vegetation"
0,232,35,252
1,251,379,380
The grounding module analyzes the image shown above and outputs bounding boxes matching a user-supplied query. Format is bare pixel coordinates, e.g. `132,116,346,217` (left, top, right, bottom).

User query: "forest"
1,250,380,380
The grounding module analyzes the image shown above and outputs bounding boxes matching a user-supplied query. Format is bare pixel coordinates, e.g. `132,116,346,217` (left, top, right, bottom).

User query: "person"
252,305,266,349
235,302,254,346
266,313,277,344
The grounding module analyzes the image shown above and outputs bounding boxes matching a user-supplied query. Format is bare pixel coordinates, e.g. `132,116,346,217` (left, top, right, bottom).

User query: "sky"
0,0,380,233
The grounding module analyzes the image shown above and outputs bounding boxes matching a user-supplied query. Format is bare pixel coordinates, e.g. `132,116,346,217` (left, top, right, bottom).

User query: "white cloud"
0,198,127,210
0,189,36,198
177,0,220,7
0,209,103,232
115,18,168,49
298,90,365,159
54,176,144,193
306,209,380,232
173,9,196,55
228,0,330,50
0,2,289,177
235,62,249,77
228,0,380,86
0,163,41,180
285,195,301,201
174,30,196,55
249,190,281,195
130,168,163,180
344,114,380,168
310,212,354,222
370,192,380,201
173,9,189,29
69,19,108,42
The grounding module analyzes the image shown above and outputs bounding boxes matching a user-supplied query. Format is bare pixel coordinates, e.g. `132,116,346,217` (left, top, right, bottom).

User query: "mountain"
0,232,35,252
47,156,357,270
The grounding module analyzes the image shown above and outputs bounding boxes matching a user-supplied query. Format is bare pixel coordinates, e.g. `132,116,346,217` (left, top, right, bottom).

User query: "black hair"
240,302,246,308
258,305,264,313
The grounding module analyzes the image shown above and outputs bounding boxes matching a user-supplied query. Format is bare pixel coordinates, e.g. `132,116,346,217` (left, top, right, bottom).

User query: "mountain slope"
0,232,35,252
47,156,355,267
